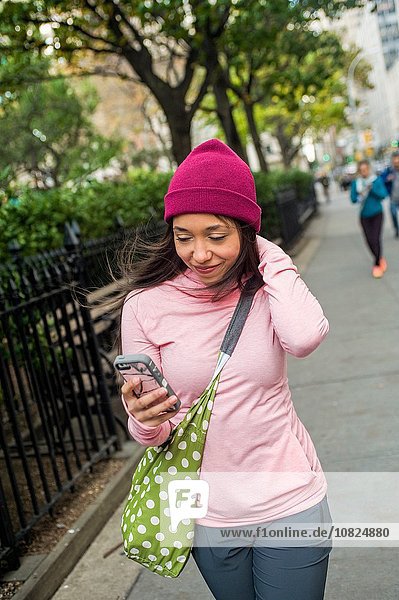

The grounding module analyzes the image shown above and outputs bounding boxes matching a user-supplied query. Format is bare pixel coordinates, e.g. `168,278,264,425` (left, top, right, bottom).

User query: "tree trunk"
167,112,193,165
123,38,220,165
243,102,269,172
213,72,248,163
129,82,193,165
275,123,293,169
124,51,195,165
287,144,302,166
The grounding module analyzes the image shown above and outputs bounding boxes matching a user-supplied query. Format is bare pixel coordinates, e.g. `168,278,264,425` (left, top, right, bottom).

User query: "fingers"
120,377,139,397
140,404,180,428
121,376,179,425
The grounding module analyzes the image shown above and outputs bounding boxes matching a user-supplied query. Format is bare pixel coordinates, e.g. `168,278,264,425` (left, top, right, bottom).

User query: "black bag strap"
220,274,258,357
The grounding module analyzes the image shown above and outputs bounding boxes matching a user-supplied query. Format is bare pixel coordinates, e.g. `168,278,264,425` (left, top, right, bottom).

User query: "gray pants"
192,496,333,600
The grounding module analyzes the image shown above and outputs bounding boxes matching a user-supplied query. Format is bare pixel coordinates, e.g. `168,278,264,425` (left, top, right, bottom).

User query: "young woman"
119,139,332,600
350,159,388,278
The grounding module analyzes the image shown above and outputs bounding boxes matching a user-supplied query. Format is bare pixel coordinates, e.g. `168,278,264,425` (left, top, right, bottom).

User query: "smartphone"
114,353,181,413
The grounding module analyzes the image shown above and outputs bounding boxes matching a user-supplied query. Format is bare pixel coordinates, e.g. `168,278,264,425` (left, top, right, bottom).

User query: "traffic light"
363,130,373,145
355,150,363,161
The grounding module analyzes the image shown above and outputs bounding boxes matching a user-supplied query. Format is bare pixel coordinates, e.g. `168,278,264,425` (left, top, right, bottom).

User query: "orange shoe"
372,265,384,278
379,257,387,273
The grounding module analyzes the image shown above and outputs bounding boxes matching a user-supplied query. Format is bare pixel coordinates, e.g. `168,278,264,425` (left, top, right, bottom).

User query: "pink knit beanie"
164,139,261,232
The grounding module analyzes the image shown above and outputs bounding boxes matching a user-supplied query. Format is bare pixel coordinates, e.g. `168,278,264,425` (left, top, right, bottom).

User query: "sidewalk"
54,186,399,600
288,188,399,600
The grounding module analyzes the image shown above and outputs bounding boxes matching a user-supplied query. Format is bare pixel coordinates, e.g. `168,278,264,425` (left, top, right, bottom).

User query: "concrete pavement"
288,188,399,600
54,185,399,599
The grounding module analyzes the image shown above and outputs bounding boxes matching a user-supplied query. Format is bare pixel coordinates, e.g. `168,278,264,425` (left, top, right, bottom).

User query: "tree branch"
68,22,120,50
228,79,244,100
176,45,196,96
247,57,254,94
288,140,303,162
83,0,107,23
69,45,122,55
18,13,116,49
0,68,141,88
210,5,231,38
187,66,216,117
170,59,180,87
0,40,121,56
140,95,172,164
107,0,144,46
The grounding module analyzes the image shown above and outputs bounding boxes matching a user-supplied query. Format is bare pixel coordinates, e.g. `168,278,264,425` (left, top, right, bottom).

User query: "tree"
0,1,233,164
0,58,121,188
0,1,368,165
202,0,368,169
259,36,374,167
260,30,348,167
218,0,292,170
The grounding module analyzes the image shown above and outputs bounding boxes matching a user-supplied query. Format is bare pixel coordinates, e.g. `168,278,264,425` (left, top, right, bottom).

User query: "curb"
12,442,144,600
287,210,328,274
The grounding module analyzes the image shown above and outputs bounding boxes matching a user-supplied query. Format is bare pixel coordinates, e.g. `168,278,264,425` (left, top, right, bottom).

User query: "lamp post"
347,47,379,155
347,54,364,151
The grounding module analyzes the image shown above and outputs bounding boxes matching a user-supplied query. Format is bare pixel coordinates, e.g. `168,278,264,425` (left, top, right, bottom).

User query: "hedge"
0,168,313,262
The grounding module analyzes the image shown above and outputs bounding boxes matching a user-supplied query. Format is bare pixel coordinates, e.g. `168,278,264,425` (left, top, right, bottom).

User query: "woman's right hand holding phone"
121,377,180,427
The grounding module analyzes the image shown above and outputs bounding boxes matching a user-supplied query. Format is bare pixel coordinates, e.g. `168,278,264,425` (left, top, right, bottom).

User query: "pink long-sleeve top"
121,235,329,527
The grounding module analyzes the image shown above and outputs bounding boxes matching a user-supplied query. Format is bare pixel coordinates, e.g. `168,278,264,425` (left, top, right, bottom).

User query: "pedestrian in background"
350,159,388,278
119,139,333,600
381,150,399,238
319,172,331,203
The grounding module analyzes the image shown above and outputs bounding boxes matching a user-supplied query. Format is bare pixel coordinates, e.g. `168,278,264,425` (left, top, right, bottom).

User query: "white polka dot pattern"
121,362,223,578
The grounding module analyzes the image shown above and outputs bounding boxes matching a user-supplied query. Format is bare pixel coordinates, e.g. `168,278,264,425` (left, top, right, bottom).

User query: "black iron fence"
275,183,317,246
0,224,131,573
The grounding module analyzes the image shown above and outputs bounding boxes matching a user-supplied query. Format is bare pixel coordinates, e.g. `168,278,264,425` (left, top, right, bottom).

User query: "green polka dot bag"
121,277,257,578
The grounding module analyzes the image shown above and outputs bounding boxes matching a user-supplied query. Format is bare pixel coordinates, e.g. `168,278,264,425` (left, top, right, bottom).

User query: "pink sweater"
121,235,329,527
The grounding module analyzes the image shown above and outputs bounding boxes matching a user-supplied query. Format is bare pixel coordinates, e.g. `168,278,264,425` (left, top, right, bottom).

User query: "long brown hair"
108,214,264,351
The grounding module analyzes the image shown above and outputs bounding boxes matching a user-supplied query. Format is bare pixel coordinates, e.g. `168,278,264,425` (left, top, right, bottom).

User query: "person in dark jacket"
317,172,331,203
350,159,388,278
381,150,399,238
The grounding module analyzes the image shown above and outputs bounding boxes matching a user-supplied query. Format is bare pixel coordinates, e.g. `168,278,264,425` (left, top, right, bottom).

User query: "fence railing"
275,183,317,246
0,224,130,574
3,221,126,291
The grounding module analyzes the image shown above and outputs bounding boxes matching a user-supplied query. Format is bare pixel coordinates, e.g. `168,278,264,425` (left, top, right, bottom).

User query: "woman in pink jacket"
120,139,332,600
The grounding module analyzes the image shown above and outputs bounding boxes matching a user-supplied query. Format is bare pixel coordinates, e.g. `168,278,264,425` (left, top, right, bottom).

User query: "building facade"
330,2,399,153
377,0,399,70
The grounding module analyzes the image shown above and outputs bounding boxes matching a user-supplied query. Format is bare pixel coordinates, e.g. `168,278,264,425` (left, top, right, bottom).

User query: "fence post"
275,188,301,246
70,219,81,242
114,215,124,231
0,474,20,572
310,182,318,213
64,222,120,450
0,281,20,572
7,240,22,266
64,222,80,254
